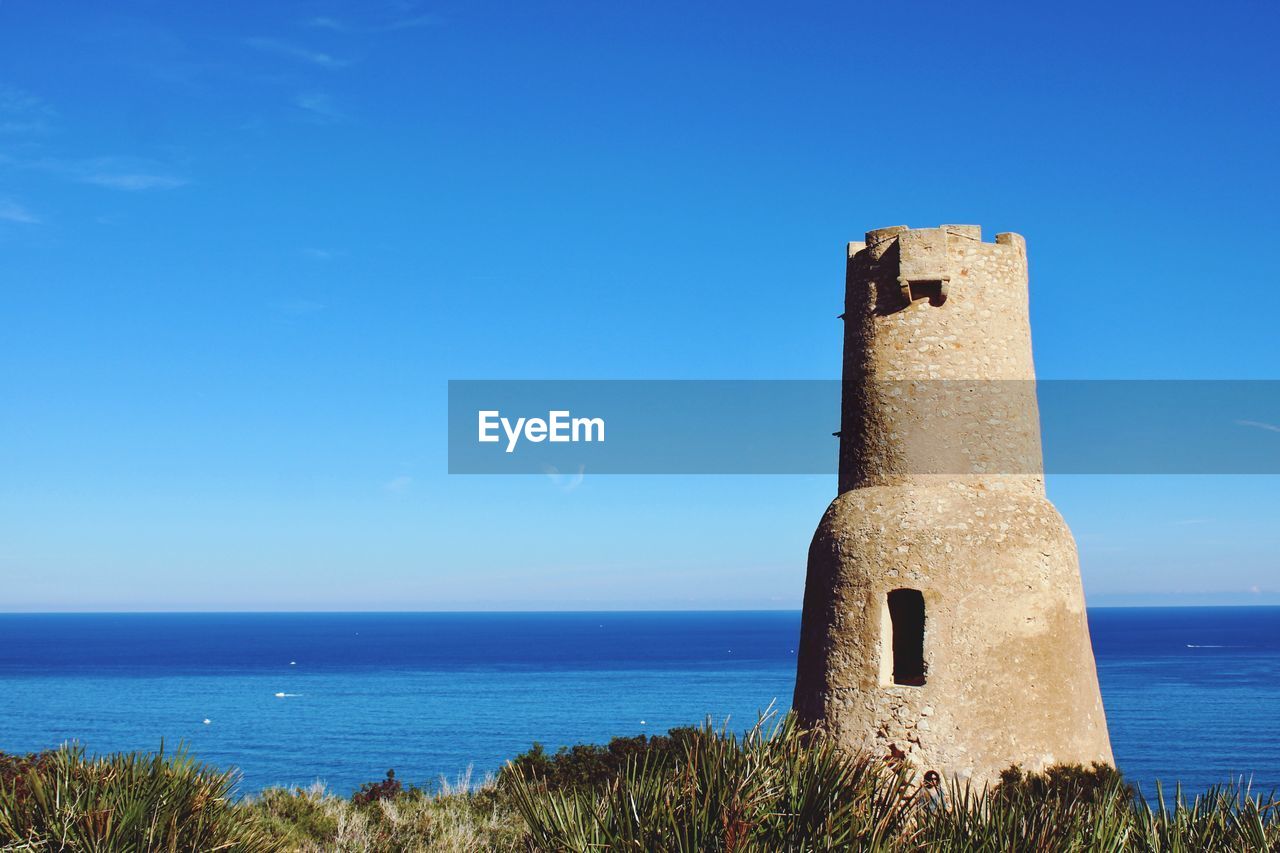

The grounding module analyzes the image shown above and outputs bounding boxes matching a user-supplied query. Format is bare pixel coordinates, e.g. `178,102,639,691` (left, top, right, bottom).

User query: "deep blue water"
0,609,1277,797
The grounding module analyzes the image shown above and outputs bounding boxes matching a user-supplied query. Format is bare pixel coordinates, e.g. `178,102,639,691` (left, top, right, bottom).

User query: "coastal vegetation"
3,717,1278,851
0,745,278,852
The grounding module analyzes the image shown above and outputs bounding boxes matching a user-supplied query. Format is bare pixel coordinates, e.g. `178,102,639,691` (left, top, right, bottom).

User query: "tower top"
850,224,1025,258
837,223,1042,492
845,225,1026,315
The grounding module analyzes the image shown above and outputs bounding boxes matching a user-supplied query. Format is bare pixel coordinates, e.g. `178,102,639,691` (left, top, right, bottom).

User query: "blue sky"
2,1,1278,610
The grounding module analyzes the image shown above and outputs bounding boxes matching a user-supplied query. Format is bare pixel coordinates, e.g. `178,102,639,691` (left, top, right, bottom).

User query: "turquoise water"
0,609,1277,796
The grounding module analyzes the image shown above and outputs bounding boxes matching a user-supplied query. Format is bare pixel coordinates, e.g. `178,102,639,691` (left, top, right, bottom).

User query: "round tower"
792,225,1112,784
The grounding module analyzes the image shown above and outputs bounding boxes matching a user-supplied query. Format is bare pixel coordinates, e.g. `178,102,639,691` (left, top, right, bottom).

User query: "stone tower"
792,225,1112,784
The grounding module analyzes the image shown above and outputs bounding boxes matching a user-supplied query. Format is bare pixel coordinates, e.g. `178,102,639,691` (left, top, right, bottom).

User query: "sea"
1,608,1277,798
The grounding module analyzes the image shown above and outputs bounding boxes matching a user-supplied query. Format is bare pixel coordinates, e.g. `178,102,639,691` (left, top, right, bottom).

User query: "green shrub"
245,773,525,852
506,714,919,851
506,715,1280,852
0,744,280,852
501,727,701,793
0,751,57,803
1129,781,1280,852
248,785,341,847
10,728,1280,851
993,761,1134,806
351,768,414,806
917,771,1136,851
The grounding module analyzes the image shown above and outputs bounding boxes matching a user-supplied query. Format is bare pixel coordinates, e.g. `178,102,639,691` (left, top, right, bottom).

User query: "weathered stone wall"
794,225,1113,784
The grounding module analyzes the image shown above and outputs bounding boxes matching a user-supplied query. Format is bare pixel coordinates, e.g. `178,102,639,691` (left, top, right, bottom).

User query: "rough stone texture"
793,225,1113,785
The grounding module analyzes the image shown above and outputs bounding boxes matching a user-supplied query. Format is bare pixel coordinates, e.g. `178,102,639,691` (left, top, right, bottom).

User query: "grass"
0,744,279,852
3,718,1279,851
245,772,523,852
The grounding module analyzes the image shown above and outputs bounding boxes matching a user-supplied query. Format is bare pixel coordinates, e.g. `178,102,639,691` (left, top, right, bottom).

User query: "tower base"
792,481,1113,785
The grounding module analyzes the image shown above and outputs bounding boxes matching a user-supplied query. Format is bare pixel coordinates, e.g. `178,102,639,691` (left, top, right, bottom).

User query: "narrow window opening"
899,277,949,308
887,589,926,686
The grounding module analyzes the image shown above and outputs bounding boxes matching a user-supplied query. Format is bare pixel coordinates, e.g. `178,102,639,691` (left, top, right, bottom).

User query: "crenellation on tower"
995,231,1026,252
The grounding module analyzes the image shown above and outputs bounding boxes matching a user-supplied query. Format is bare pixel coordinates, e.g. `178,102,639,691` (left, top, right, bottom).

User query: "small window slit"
887,588,926,686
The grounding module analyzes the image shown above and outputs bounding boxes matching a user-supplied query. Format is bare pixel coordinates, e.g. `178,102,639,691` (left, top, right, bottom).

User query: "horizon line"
4,603,1280,616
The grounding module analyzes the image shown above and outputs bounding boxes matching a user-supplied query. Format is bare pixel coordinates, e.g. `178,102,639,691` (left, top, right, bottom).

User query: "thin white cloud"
17,155,187,192
1172,518,1212,526
294,92,345,123
0,85,55,134
301,248,341,261
1237,419,1280,434
305,16,345,31
304,13,436,33
542,465,586,493
81,171,187,191
384,475,413,493
379,13,437,31
245,37,350,68
0,198,41,224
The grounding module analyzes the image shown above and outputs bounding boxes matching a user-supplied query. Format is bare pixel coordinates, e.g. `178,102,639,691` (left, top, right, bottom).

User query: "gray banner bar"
447,380,1280,475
